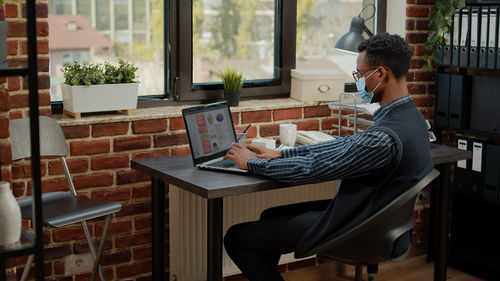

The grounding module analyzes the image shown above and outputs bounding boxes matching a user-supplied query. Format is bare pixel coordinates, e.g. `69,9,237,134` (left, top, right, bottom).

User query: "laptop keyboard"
208,159,238,168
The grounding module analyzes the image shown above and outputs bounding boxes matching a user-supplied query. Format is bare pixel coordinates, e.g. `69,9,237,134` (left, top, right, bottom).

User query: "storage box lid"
291,69,344,80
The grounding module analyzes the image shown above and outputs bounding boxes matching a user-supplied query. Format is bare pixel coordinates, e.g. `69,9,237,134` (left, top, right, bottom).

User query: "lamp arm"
363,25,374,37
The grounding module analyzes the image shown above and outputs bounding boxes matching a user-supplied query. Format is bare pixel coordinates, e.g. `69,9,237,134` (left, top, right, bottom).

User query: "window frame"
50,0,387,111
170,0,297,102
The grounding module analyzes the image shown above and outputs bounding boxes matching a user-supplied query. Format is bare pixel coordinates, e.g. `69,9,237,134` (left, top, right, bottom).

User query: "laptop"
182,101,248,173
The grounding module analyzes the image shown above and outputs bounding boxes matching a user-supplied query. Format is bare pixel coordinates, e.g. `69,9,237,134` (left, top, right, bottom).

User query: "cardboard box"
290,69,345,102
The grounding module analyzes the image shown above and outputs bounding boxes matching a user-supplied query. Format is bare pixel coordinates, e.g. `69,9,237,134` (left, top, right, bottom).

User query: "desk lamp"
335,4,375,54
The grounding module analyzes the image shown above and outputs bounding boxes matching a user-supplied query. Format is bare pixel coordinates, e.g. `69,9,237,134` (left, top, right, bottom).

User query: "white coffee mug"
280,124,297,147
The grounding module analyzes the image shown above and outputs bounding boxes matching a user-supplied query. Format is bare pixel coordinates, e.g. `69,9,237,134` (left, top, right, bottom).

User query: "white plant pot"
61,83,139,114
0,181,22,246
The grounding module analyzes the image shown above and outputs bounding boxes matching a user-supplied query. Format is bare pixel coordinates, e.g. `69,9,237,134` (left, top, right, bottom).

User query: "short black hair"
358,33,412,80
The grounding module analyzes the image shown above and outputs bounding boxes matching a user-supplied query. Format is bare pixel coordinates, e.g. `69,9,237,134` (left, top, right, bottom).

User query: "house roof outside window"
48,14,112,50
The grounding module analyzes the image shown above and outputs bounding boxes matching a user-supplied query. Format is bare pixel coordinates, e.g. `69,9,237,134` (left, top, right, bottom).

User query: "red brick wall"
0,0,439,279
406,0,436,250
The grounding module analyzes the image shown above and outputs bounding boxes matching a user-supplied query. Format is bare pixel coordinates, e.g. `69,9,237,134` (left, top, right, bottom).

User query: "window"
173,0,295,101
76,0,91,20
50,0,72,14
173,0,384,102
192,0,276,83
96,1,111,30
48,0,165,102
49,0,384,104
295,0,380,82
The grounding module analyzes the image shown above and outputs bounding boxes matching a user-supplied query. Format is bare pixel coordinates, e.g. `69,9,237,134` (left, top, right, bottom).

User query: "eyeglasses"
352,67,377,82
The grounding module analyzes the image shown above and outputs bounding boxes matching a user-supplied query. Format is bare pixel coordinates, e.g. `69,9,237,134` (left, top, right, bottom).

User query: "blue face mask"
355,68,382,103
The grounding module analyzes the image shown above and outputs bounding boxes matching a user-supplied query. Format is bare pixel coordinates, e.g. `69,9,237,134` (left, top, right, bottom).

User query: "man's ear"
378,67,390,82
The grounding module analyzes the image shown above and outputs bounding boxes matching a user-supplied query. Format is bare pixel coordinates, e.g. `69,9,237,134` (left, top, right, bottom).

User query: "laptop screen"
182,102,236,164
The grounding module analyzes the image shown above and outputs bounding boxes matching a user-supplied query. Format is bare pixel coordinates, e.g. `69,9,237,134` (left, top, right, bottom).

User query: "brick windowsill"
54,98,330,126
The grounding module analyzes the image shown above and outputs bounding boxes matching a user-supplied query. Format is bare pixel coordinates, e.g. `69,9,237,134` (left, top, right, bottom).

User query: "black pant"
224,199,331,281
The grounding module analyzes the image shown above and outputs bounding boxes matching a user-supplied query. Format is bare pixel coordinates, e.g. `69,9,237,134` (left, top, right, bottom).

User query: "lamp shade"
334,16,368,54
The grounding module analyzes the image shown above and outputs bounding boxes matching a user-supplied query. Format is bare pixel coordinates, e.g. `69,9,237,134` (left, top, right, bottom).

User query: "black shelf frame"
0,1,44,280
433,65,500,142
0,67,28,77
0,230,35,259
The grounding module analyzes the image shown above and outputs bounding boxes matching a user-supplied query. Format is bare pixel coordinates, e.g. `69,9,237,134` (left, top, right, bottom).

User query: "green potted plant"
61,60,139,119
220,66,245,106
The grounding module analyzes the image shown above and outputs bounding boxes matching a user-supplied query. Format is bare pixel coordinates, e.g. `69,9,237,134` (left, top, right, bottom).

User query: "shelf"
453,189,500,207
327,93,377,136
0,1,44,279
0,243,34,259
327,101,379,116
0,60,29,76
449,242,500,280
0,230,35,258
0,67,29,77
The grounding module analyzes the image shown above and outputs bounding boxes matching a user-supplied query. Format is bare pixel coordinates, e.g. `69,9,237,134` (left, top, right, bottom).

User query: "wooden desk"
131,143,471,281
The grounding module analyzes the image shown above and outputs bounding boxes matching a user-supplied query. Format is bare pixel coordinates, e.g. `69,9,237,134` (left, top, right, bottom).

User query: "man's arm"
281,137,345,158
247,130,398,185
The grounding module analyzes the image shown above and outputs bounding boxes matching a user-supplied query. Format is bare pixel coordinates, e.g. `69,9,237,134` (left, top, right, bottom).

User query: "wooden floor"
281,255,484,281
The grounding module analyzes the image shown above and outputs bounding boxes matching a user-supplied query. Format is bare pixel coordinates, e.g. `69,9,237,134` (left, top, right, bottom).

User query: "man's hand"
224,143,282,170
223,143,258,170
246,144,282,159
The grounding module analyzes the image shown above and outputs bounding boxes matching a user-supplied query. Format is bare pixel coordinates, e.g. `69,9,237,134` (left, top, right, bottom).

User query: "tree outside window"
192,0,276,84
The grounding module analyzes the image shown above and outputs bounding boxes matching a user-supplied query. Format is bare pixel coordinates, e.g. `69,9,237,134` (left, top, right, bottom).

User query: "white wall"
386,0,406,37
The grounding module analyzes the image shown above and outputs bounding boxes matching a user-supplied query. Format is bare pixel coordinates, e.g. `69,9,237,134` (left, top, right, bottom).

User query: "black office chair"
295,168,440,281
10,116,122,281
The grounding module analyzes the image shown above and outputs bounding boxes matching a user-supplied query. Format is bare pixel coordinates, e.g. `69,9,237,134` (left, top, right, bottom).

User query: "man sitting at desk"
223,33,434,281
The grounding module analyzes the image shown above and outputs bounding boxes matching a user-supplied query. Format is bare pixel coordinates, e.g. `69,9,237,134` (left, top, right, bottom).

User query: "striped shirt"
247,95,414,185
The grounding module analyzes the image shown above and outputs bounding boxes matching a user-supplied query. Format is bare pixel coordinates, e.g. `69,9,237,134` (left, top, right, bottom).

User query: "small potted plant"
61,60,139,119
220,66,245,107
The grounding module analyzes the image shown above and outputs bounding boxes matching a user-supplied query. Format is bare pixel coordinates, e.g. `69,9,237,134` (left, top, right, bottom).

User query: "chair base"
367,264,378,281
334,262,378,281
20,215,112,281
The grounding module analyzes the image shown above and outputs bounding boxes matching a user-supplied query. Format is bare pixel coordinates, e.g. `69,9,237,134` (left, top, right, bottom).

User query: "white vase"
0,181,22,246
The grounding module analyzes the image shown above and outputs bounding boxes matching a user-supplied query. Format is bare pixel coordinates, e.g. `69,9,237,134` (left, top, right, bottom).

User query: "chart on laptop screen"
185,108,234,158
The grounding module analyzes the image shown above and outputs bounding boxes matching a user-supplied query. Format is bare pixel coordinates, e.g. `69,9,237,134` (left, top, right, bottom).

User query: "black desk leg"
207,198,223,281
152,177,166,281
427,178,438,262
435,164,451,281
0,258,6,281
